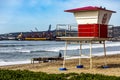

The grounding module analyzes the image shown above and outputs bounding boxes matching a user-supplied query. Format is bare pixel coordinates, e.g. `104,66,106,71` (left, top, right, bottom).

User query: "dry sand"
0,54,120,77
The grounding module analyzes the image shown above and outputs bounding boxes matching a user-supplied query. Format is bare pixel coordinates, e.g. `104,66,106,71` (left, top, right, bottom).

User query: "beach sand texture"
0,54,120,76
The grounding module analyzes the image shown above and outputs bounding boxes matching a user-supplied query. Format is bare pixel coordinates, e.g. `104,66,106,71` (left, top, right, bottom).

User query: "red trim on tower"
64,6,116,13
78,24,108,38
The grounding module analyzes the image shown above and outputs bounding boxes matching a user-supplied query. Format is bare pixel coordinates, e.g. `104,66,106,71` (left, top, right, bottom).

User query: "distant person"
58,52,62,58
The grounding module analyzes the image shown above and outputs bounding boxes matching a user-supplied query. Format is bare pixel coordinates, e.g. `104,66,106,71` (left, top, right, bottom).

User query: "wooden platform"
31,57,63,64
57,37,108,41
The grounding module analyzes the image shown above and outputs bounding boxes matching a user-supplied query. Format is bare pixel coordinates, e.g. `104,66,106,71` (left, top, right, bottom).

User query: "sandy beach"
0,54,120,77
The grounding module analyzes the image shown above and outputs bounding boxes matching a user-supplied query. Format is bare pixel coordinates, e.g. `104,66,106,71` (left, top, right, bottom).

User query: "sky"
0,0,120,34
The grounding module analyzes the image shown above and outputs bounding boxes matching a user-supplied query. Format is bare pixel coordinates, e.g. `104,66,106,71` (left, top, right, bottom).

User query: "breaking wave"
0,42,120,54
0,41,120,66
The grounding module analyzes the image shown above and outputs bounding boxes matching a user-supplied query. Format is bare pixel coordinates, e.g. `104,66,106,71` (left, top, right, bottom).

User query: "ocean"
0,40,120,66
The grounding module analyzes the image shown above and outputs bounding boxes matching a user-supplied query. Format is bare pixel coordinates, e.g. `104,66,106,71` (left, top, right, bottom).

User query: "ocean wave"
65,42,120,50
0,45,120,54
93,51,120,56
0,41,120,66
0,41,120,54
0,60,30,66
0,44,35,47
0,41,64,47
0,49,57,54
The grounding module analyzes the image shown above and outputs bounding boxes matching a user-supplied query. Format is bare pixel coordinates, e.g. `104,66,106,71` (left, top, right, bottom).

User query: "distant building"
110,26,120,41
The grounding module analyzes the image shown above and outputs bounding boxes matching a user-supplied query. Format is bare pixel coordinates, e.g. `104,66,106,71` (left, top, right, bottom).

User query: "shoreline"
0,52,119,66
0,54,120,76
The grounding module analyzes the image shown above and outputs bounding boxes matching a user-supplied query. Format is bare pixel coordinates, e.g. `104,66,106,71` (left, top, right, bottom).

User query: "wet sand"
0,54,120,76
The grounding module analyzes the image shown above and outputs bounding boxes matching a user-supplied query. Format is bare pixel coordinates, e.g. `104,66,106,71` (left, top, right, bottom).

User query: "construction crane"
48,24,51,32
35,27,39,32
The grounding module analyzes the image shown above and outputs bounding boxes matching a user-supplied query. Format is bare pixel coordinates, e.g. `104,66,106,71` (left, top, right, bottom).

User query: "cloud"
0,0,120,33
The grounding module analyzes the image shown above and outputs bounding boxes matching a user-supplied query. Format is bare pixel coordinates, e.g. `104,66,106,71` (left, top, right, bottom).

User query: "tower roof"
64,6,116,13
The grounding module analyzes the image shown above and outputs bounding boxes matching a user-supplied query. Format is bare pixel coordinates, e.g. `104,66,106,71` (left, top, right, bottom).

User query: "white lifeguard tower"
58,6,116,70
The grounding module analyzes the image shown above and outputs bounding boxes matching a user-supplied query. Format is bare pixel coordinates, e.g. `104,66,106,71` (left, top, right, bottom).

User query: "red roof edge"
64,6,116,13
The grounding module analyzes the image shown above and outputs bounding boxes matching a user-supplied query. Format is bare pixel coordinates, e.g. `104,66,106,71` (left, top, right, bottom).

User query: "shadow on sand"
107,64,120,68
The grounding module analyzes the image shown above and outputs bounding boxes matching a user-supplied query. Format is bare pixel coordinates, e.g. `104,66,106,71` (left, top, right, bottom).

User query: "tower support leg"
90,41,92,69
59,41,68,71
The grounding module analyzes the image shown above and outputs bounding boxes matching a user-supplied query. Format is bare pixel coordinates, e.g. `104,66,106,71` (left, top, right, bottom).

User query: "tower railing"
56,24,114,38
56,24,78,37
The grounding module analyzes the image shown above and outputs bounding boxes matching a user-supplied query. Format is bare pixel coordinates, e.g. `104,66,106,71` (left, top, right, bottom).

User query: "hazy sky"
0,0,119,34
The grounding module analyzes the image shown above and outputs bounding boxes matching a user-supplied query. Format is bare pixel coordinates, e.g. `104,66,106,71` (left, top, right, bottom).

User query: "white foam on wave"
1,41,120,53
0,60,31,66
0,41,120,66
93,51,120,56
45,42,120,52
17,49,31,53
0,49,31,53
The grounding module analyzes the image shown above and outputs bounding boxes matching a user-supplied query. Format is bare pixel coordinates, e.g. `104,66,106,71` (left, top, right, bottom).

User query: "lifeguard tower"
58,6,116,70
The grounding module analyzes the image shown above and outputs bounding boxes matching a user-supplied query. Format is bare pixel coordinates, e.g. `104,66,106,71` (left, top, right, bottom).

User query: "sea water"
0,40,120,66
